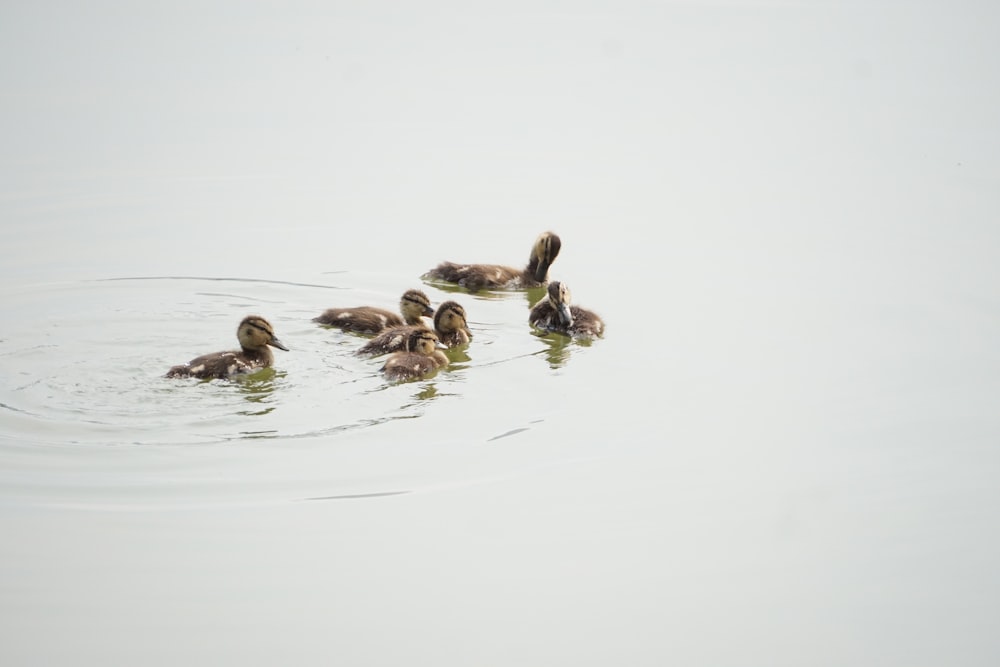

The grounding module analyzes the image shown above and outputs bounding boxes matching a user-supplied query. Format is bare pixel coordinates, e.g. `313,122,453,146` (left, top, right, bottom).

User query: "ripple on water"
0,274,607,507
0,275,598,448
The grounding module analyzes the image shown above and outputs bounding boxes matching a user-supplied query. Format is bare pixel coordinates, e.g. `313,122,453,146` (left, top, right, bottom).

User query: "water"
3,1,1000,665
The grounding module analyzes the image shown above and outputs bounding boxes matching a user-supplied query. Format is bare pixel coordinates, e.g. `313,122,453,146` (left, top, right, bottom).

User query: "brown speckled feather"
165,348,273,379
357,325,425,356
314,289,434,335
313,307,403,334
381,350,449,381
424,232,561,291
425,262,524,291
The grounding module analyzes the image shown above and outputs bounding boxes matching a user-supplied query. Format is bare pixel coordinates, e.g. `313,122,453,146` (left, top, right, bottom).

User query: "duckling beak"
423,304,435,317
269,337,289,351
556,302,573,327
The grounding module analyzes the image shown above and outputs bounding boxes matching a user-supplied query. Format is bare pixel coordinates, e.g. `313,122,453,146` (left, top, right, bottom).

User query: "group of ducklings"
165,232,604,382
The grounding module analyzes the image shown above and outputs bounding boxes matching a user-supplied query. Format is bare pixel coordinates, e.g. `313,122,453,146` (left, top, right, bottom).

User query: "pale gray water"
2,1,1000,665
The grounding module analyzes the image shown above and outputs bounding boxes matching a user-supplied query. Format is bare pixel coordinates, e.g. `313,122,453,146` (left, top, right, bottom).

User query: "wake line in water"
0,400,41,417
303,490,412,501
473,350,548,368
215,412,423,445
92,276,347,290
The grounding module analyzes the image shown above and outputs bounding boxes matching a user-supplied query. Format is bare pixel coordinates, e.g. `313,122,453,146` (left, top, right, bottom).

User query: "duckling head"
530,231,562,283
400,289,435,320
434,301,471,338
546,281,574,327
237,315,289,352
404,329,442,356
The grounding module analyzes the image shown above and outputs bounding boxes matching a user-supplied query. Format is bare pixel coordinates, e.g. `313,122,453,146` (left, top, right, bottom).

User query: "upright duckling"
424,231,561,291
314,289,433,334
529,281,605,338
424,300,472,347
357,301,471,356
381,329,450,381
165,315,288,379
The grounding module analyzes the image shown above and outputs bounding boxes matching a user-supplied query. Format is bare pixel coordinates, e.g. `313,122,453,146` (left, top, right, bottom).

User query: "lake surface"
2,1,999,665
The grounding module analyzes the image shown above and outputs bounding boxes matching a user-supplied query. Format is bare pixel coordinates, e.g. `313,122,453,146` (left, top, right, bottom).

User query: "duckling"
424,231,561,291
314,289,433,334
357,301,471,356
380,329,450,381
529,281,605,338
165,315,288,379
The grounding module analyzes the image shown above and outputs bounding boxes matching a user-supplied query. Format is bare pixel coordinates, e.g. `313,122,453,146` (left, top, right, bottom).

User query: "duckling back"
424,232,561,291
380,329,449,380
314,306,403,334
166,350,264,379
314,289,433,335
425,262,522,292
381,350,448,381
356,325,422,356
566,306,605,338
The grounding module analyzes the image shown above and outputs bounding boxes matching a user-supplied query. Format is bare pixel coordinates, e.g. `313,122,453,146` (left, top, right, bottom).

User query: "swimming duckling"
380,329,450,381
529,281,605,338
314,289,433,334
424,231,561,291
165,315,288,379
357,301,471,356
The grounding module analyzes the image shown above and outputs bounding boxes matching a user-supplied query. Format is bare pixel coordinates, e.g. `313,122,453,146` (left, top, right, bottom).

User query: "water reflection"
523,285,547,309
235,429,279,440
444,345,471,365
533,331,573,368
364,376,451,401
234,369,283,416
421,279,504,300
413,383,439,401
422,278,547,308
532,330,596,369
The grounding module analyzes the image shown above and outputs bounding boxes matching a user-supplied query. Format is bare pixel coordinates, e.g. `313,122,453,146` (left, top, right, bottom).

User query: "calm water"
3,2,1000,665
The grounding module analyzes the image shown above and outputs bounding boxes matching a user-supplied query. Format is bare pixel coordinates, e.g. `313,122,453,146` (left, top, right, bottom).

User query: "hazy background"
2,1,999,665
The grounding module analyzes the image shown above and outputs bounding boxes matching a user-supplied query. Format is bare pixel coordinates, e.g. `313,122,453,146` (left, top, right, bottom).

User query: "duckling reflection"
412,383,440,401
165,315,288,380
523,284,548,309
534,331,574,369
314,289,433,334
357,301,471,356
381,329,449,381
234,369,284,416
528,281,605,339
424,231,561,291
423,280,511,301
